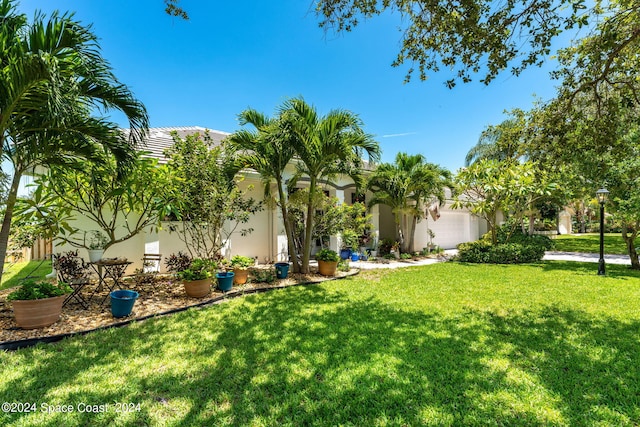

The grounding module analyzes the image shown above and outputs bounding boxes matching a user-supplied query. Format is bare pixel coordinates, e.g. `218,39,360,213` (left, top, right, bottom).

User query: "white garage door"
430,212,470,249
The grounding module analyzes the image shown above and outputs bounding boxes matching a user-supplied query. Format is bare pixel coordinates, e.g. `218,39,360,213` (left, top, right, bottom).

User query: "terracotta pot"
317,260,338,277
183,278,211,298
233,268,249,285
12,295,66,329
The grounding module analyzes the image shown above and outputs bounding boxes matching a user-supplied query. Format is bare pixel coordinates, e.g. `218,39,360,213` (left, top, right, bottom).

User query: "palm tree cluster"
230,98,454,270
367,153,452,253
229,97,380,274
0,0,148,280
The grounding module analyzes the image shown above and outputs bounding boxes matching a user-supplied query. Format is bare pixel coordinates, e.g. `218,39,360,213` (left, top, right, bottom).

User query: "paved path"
543,251,631,265
345,250,632,270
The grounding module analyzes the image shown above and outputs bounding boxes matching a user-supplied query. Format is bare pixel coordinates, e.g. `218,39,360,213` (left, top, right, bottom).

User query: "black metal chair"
53,251,91,309
132,253,162,293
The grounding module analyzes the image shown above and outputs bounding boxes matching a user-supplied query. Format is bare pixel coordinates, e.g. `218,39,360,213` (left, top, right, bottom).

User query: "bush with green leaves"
7,280,72,301
315,249,339,262
230,255,254,270
457,238,548,264
176,258,216,281
249,268,276,284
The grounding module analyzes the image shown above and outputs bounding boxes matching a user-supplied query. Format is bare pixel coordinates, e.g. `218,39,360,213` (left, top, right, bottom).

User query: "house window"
351,193,365,204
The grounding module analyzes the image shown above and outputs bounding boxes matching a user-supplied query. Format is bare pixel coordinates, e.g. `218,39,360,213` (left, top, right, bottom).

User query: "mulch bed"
0,267,358,349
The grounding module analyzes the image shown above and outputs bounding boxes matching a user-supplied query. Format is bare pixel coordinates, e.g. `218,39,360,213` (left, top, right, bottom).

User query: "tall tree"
227,109,300,271
465,112,527,166
368,153,451,253
164,131,262,260
315,0,595,86
284,98,380,273
0,0,148,281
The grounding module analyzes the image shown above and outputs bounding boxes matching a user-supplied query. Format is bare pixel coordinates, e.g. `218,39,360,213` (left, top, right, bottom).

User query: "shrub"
165,252,192,273
249,268,276,283
457,237,547,264
7,280,72,301
230,255,254,269
316,249,339,262
378,238,395,256
176,258,216,281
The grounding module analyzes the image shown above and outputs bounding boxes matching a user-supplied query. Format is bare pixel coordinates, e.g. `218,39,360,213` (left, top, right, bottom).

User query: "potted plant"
340,229,358,259
389,241,401,259
86,230,109,262
7,280,72,329
315,248,340,276
230,255,254,285
180,258,216,297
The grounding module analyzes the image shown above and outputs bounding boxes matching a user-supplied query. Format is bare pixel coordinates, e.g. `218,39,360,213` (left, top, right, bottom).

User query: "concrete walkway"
543,251,631,265
344,249,632,270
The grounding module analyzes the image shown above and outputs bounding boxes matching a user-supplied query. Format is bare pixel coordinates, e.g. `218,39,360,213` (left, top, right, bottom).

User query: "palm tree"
284,98,380,273
465,117,524,166
227,109,300,271
0,1,148,280
368,153,451,253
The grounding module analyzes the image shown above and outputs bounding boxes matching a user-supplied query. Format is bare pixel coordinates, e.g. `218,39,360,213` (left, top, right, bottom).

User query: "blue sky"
19,0,566,172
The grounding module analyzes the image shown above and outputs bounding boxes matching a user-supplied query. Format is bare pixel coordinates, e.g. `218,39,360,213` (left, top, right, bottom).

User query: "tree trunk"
0,171,24,283
276,179,300,273
301,177,317,274
406,214,418,253
622,226,640,270
528,214,535,235
489,212,497,245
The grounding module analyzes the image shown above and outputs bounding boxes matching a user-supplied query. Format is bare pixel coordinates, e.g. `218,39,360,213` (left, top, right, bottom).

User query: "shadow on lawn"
2,283,640,426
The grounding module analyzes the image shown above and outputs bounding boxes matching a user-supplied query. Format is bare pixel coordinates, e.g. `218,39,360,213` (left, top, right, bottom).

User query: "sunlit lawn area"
1,260,52,291
552,233,628,255
2,261,640,426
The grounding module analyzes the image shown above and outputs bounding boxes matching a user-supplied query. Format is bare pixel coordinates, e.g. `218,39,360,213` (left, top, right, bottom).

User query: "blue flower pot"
216,272,235,292
275,262,290,279
110,290,139,318
340,249,352,260
351,253,360,261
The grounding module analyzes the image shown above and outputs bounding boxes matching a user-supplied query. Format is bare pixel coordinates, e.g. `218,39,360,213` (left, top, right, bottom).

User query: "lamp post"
596,188,609,275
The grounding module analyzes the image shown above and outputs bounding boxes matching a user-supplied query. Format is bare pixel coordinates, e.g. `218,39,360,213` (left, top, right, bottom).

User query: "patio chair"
132,253,162,293
53,251,91,309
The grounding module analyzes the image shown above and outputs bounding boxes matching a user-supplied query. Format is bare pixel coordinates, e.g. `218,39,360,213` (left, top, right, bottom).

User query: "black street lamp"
596,188,609,275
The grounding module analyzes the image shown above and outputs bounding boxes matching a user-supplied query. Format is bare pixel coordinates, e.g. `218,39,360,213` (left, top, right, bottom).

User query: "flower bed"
0,266,357,347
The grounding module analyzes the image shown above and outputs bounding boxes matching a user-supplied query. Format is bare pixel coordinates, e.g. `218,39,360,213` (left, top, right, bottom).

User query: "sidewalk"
543,251,631,265
343,250,631,270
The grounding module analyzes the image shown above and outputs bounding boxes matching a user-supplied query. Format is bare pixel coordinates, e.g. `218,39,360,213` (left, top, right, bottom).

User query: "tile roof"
128,126,230,163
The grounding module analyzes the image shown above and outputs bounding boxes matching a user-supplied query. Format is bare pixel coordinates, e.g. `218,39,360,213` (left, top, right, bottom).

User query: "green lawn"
552,233,629,255
2,262,640,426
1,260,52,291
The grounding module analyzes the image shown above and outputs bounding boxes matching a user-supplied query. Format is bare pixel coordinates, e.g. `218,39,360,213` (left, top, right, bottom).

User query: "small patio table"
89,259,132,306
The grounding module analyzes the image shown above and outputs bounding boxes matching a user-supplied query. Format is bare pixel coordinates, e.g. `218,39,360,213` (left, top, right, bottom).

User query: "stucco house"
52,126,487,272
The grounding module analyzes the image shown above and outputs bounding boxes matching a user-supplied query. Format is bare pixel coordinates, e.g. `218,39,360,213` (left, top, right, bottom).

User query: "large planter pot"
216,272,235,292
339,249,352,260
351,253,360,262
87,249,104,263
183,278,211,298
233,268,249,285
317,260,338,277
110,290,139,318
12,295,66,329
274,262,290,279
